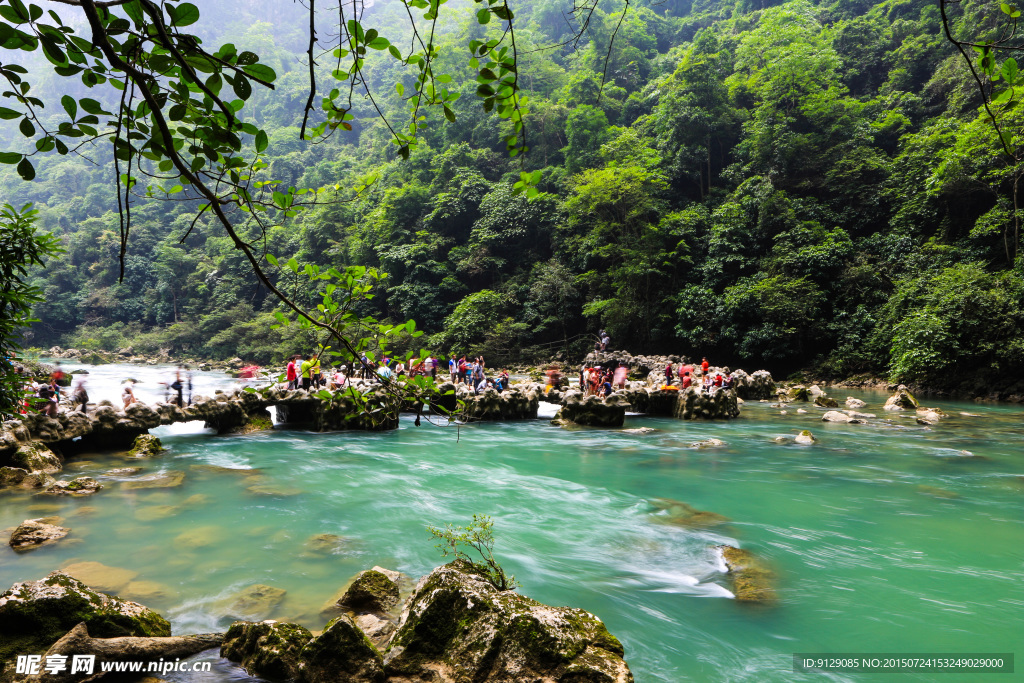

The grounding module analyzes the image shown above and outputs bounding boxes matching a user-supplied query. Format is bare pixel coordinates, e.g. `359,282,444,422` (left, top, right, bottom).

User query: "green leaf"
368,36,390,50
171,2,200,26
266,253,279,266
389,45,402,60
0,152,22,164
19,117,34,137
243,63,277,83
0,107,20,120
254,129,268,152
17,156,34,180
443,105,456,122
232,74,252,100
286,256,300,273
396,82,404,96
477,7,490,24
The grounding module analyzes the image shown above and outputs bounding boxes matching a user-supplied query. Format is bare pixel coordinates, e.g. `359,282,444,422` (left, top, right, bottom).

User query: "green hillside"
3,0,1023,397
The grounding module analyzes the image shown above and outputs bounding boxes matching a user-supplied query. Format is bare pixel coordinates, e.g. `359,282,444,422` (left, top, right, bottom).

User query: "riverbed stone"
554,391,630,427
44,476,103,496
106,466,143,476
845,397,867,408
786,385,810,402
384,560,633,683
0,571,170,675
338,569,400,614
128,434,165,457
221,584,287,621
305,533,349,556
814,395,840,408
221,619,313,680
61,561,139,594
649,498,729,528
122,580,176,603
298,614,385,683
718,545,777,604
8,518,69,551
915,407,948,424
122,470,186,489
0,466,28,488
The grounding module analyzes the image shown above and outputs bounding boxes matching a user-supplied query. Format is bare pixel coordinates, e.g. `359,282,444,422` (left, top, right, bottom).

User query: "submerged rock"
221,619,313,680
60,561,139,594
884,385,919,411
813,395,840,408
221,584,287,621
128,434,165,457
621,427,658,435
0,571,170,674
690,438,725,448
338,569,400,615
915,407,948,425
385,560,633,682
8,518,69,551
122,470,185,490
718,545,777,604
649,498,729,528
304,533,349,556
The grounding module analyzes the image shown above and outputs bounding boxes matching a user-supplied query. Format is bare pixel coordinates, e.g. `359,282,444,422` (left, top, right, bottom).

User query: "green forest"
3,0,1023,397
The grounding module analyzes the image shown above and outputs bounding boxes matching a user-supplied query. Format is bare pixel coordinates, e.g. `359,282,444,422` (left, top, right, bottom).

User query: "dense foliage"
3,0,1023,395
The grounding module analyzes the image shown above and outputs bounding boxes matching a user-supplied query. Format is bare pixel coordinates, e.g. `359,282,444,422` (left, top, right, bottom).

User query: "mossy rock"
338,569,400,614
299,614,384,683
787,385,810,402
0,571,170,675
128,434,165,457
719,546,778,604
385,560,631,682
11,443,62,474
221,620,313,680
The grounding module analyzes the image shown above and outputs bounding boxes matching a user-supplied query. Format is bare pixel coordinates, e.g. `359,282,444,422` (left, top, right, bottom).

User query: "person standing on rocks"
613,365,627,390
72,377,89,412
171,367,184,407
701,357,710,375
122,381,137,409
286,356,298,390
300,354,313,390
311,354,322,389
664,362,674,386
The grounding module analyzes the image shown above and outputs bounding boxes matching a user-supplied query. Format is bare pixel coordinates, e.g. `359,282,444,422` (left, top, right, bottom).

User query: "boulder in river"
915,407,948,425
0,571,170,675
718,545,777,604
337,569,400,615
884,385,919,411
221,619,313,681
786,385,810,402
813,395,840,408
845,397,867,408
821,411,864,424
794,430,816,444
60,561,139,594
553,391,629,427
384,560,633,682
44,476,103,496
128,434,165,457
8,517,69,551
690,438,725,448
649,498,729,528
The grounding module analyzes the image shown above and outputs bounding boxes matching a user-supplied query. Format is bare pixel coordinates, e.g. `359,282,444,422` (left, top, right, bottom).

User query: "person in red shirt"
701,357,710,374
713,373,723,387
664,363,674,385
681,372,692,389
286,356,298,390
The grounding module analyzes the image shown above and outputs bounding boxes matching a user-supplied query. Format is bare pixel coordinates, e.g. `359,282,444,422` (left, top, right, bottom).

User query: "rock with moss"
299,614,385,683
717,545,777,604
10,442,62,474
221,619,313,680
8,518,69,551
915,406,948,425
648,498,729,528
821,411,864,424
554,391,630,428
794,430,816,444
0,466,28,488
0,571,171,676
786,385,810,402
813,395,839,408
44,477,103,496
384,560,633,683
884,385,919,411
338,569,401,615
128,434,165,457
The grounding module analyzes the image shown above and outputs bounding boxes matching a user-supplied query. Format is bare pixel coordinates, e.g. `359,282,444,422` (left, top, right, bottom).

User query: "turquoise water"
2,368,1023,682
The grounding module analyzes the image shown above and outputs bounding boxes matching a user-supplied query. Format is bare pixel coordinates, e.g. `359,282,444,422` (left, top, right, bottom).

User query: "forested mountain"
5,0,1023,396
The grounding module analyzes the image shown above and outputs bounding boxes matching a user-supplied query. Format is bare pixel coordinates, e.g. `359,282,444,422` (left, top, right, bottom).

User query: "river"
2,362,1022,682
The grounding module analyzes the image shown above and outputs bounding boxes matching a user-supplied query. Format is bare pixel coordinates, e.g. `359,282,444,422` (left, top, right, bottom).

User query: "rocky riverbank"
0,561,634,683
